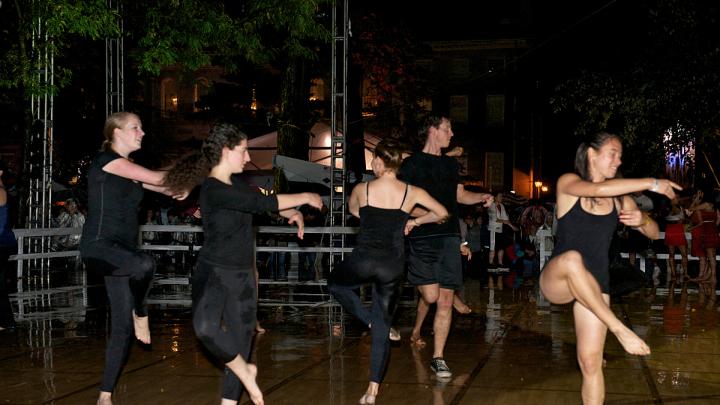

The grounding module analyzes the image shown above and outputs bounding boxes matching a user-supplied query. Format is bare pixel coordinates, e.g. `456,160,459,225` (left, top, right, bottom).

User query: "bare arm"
558,173,680,200
276,192,323,211
405,187,449,235
618,195,660,240
456,184,494,207
104,158,165,185
347,184,363,218
104,158,187,199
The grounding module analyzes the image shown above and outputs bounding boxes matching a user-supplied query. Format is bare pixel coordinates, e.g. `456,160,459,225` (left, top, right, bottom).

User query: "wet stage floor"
2,279,720,404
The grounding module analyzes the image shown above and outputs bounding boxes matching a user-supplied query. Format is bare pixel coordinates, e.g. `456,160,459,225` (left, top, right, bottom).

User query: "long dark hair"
574,131,621,181
164,123,248,193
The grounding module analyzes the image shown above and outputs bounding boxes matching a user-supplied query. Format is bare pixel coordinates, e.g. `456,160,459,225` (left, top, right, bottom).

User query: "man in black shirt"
399,114,494,378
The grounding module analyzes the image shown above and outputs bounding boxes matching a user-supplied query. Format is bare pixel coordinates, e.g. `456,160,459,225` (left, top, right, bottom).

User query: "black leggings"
192,259,256,401
328,250,403,383
81,238,155,393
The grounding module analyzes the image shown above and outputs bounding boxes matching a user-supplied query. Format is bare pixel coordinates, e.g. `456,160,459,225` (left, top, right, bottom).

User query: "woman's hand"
304,193,324,210
650,179,682,200
619,209,647,228
172,190,189,200
286,210,305,239
460,243,472,260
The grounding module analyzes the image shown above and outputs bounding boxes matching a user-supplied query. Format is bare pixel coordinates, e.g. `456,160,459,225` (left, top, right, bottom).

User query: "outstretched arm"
456,184,494,207
276,192,323,211
558,173,680,200
104,158,187,199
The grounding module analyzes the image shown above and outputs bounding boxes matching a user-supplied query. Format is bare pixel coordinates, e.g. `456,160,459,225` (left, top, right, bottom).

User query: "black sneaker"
430,357,452,378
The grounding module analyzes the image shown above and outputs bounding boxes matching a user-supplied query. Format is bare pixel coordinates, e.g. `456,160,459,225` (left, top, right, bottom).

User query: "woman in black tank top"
328,139,448,405
540,132,680,404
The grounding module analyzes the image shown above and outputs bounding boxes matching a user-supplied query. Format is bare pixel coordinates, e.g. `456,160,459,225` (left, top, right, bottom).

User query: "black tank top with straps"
550,197,618,293
354,182,410,253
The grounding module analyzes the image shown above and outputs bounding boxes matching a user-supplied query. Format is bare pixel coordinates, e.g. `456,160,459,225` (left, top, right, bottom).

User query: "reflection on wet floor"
1,278,720,404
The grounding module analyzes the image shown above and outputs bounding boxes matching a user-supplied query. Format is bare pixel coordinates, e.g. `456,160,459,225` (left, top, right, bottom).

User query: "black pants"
328,249,403,383
0,246,16,329
81,239,155,393
192,259,256,401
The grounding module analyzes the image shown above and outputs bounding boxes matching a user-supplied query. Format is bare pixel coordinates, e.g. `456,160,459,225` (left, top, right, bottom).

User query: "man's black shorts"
407,236,462,290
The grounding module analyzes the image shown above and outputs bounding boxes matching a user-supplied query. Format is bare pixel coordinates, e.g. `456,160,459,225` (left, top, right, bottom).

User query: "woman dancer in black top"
80,112,187,405
165,123,322,405
329,139,448,404
540,132,680,405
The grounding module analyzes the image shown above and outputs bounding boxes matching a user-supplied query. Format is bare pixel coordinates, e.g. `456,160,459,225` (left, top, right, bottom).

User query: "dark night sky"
356,1,646,178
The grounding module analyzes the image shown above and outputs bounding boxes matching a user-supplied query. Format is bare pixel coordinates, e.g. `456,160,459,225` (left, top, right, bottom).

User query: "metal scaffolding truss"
105,0,124,116
26,1,54,243
328,0,349,272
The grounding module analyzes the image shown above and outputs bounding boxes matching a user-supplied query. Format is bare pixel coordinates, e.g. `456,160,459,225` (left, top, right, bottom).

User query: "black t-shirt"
198,174,279,269
81,150,143,248
398,152,460,238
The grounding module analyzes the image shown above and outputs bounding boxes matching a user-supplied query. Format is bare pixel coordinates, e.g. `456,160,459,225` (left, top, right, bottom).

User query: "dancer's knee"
193,318,216,343
132,254,156,280
419,288,439,304
556,250,585,273
577,350,603,376
436,291,453,311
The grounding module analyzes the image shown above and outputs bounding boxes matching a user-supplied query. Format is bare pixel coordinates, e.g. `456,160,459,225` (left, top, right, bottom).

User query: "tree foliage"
0,0,118,95
350,12,434,143
550,0,720,176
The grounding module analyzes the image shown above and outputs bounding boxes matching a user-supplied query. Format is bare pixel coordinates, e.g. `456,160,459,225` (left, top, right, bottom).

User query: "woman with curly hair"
80,112,188,405
165,123,322,405
540,131,680,404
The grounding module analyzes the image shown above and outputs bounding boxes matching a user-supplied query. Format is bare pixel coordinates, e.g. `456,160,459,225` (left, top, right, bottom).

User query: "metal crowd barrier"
10,226,719,320
8,225,360,317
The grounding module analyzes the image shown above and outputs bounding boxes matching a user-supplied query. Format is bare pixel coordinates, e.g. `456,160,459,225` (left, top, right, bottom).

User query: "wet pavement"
1,279,720,404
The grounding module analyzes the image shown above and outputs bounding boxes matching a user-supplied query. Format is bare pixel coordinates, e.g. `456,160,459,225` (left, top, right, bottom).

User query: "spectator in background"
687,189,718,295
53,198,86,251
520,199,548,243
664,198,689,282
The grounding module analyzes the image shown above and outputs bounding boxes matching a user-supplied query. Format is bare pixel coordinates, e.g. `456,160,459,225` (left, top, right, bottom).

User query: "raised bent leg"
540,251,650,356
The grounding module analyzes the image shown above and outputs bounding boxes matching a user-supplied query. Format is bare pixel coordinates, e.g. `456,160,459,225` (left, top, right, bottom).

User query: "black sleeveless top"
354,182,410,254
81,150,143,248
550,198,618,293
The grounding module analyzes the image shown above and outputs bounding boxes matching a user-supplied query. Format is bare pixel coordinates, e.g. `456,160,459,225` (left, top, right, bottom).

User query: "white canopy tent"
246,122,381,171
242,122,379,189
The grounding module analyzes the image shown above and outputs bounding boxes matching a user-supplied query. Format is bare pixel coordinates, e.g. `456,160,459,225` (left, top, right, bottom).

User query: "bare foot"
132,311,151,344
359,393,376,404
410,333,426,348
238,363,264,405
453,300,472,314
613,326,650,355
389,327,401,341
255,322,266,335
332,324,343,337
97,392,112,405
